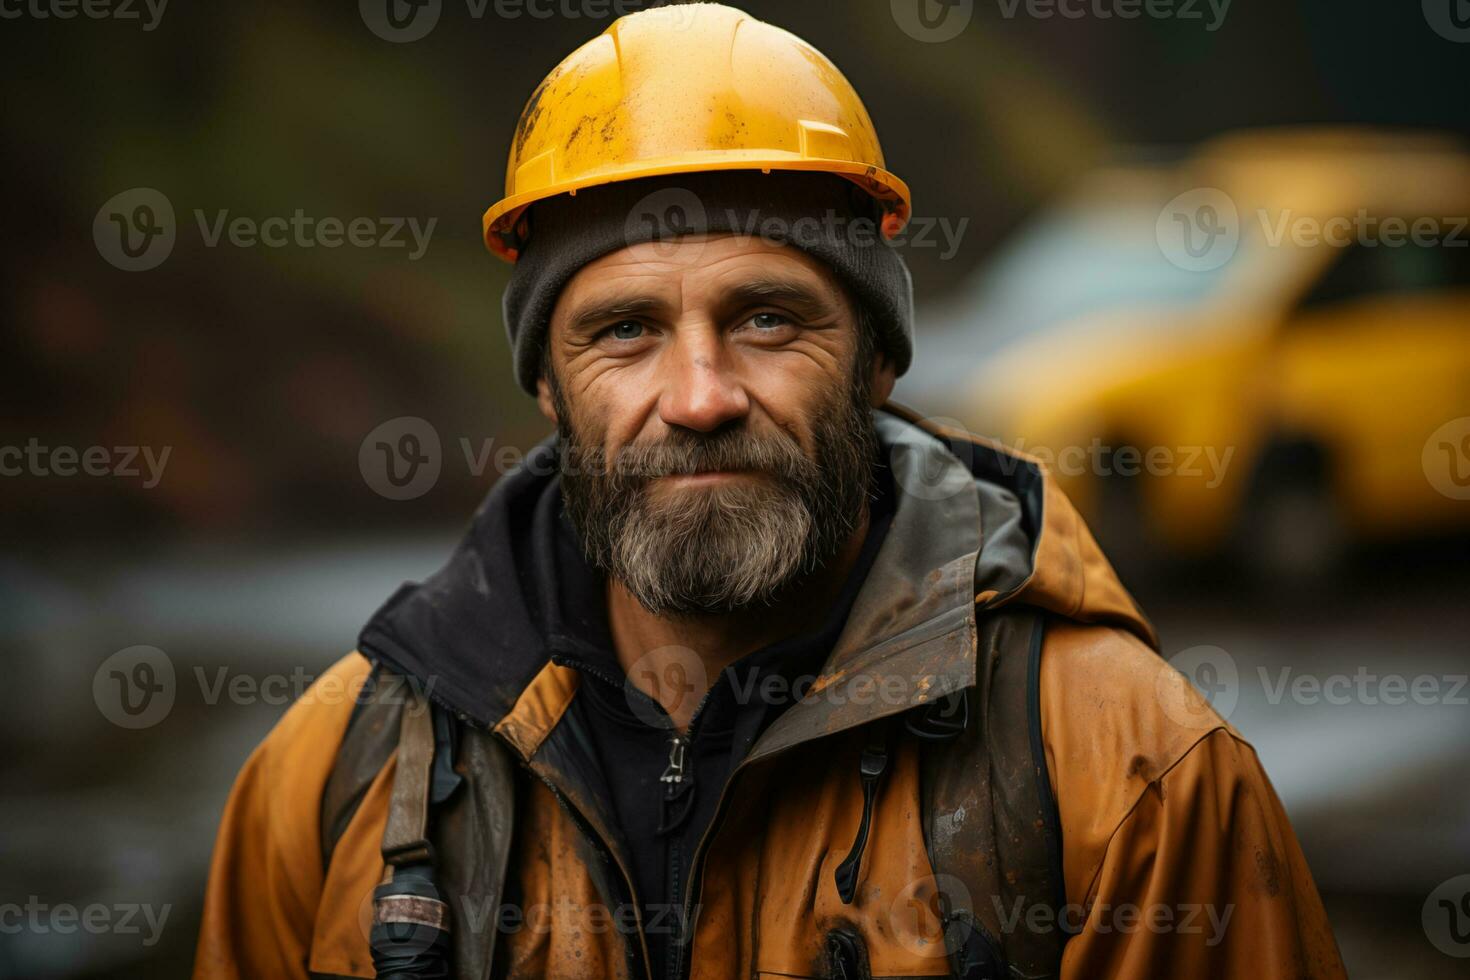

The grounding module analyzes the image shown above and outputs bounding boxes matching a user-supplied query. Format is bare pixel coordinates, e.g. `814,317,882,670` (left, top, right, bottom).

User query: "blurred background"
3,0,1468,976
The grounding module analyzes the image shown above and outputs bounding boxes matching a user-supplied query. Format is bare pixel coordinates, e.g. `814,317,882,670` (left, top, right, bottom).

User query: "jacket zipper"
547,655,722,980
660,733,689,788
660,732,692,979
666,728,810,980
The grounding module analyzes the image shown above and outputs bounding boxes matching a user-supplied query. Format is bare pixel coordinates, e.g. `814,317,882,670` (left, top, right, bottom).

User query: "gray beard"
555,382,877,617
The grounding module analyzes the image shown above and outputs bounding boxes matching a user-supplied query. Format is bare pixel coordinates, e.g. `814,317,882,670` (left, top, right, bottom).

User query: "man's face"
540,233,896,616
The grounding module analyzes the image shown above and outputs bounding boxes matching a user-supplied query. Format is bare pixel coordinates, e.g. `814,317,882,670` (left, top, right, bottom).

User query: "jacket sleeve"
1058,729,1345,979
192,653,374,980
1040,621,1347,980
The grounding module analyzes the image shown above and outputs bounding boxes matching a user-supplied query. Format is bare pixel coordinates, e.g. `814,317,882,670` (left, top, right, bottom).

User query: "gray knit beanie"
500,170,914,394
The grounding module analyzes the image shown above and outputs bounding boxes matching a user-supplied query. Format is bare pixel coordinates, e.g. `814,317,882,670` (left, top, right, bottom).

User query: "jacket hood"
357,406,1155,734
881,404,1156,644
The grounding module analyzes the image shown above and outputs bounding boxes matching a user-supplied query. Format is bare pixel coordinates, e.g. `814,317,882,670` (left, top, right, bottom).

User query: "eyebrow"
714,278,843,322
563,295,670,333
559,276,843,335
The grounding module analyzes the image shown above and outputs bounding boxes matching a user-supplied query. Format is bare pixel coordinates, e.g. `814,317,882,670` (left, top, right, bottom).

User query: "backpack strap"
320,666,520,980
919,608,1069,980
380,688,438,864
321,666,405,869
370,687,454,978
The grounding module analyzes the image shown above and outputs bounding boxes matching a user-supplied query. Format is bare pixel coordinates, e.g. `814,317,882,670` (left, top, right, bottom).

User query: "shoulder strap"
919,608,1069,980
321,666,407,868
380,688,438,865
369,687,453,978
320,666,520,980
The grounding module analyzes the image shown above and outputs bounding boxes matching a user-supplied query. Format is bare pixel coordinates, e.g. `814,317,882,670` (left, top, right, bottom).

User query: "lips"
657,469,755,485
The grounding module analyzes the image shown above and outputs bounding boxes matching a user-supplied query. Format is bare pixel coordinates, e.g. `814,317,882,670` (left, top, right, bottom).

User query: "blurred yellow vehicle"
944,128,1470,579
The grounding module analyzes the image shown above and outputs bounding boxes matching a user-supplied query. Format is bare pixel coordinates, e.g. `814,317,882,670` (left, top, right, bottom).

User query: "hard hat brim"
482,154,911,262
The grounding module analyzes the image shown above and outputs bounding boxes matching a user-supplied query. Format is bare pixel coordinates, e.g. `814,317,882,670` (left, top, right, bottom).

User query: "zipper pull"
660,734,689,787
658,733,695,835
834,726,891,905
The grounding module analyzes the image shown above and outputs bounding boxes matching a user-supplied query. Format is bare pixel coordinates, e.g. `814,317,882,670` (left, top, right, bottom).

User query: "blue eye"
609,321,644,340
751,312,786,330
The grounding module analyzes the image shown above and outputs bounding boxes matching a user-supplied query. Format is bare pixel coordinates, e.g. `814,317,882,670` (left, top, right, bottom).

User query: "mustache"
561,427,812,482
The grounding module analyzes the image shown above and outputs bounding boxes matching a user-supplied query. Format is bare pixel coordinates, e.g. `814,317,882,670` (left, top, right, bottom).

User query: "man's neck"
606,507,870,732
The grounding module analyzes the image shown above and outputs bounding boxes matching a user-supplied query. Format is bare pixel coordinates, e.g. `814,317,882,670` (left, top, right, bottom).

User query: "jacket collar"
358,407,1153,743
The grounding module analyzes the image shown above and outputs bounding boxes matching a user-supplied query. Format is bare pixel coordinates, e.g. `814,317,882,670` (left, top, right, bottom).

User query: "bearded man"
193,5,1346,979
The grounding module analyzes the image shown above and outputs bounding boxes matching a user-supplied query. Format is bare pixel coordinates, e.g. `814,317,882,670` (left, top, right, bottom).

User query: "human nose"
655,330,750,433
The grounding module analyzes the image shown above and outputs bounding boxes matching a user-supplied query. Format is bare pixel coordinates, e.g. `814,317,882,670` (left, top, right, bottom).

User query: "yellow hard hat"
482,2,911,261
